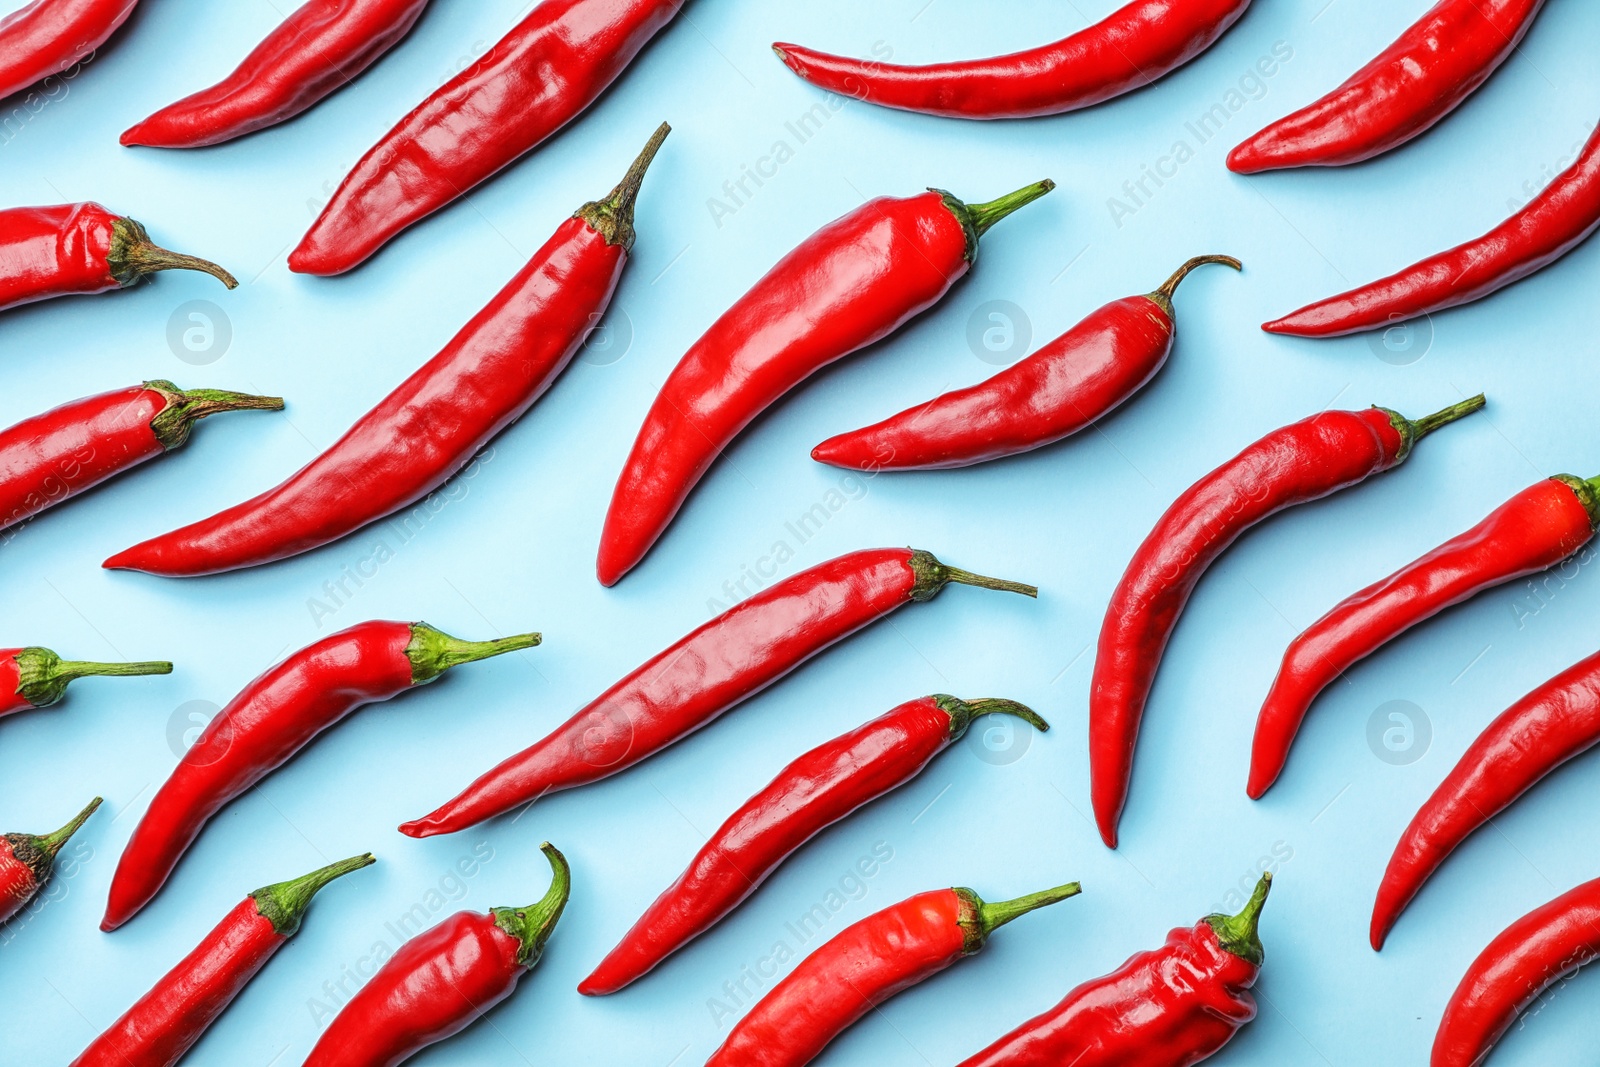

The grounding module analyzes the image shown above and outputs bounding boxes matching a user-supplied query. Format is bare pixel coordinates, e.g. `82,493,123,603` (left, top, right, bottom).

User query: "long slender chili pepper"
597,179,1053,585
0,0,138,103
291,0,684,274
1265,119,1600,337
0,797,100,925
1371,649,1600,950
812,255,1240,472
105,125,668,577
1090,396,1485,848
0,648,169,722
122,0,434,148
101,621,539,931
706,878,1079,1067
0,203,237,313
1250,474,1600,800
303,844,569,1067
581,695,1049,995
70,855,373,1067
402,548,1037,838
1229,0,1546,172
772,0,1252,120
955,875,1270,1067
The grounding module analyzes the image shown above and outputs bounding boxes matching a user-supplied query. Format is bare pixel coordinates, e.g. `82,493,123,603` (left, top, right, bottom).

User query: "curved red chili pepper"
303,843,569,1067
104,125,667,577
101,620,539,931
1090,396,1485,848
580,694,1049,995
0,203,237,313
812,255,1240,472
1229,0,1546,172
401,548,1036,838
291,0,683,275
1250,474,1600,800
0,797,100,925
70,854,373,1067
122,0,434,148
1265,119,1600,337
597,180,1053,585
772,0,1253,120
0,0,137,103
0,648,170,722
955,875,1269,1067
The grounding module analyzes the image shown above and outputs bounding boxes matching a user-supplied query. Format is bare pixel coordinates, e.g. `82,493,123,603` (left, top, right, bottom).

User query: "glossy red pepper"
581,694,1048,995
772,0,1252,120
1090,397,1484,848
122,0,434,148
0,648,169,722
812,255,1239,472
1229,0,1546,172
401,548,1036,838
1250,474,1600,800
70,855,373,1067
303,843,568,1067
597,180,1053,585
1265,119,1600,337
101,620,539,931
0,0,137,103
291,0,684,274
105,125,667,577
0,797,100,925
955,875,1269,1067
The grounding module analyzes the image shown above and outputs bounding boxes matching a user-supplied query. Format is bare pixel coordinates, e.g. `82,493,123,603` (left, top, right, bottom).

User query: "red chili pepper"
290,0,684,275
1264,119,1600,337
401,548,1036,838
122,0,434,148
0,0,137,103
772,0,1252,120
1090,396,1485,848
70,854,373,1067
707,877,1078,1067
581,694,1049,995
0,648,170,722
104,125,667,577
812,255,1240,472
1250,474,1600,801
0,203,237,313
0,797,100,925
1229,0,1546,172
303,843,569,1067
597,179,1053,585
955,874,1270,1067
101,621,539,931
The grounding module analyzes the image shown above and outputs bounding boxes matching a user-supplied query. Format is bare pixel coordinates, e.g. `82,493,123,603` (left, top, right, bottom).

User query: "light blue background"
2,1,1597,1063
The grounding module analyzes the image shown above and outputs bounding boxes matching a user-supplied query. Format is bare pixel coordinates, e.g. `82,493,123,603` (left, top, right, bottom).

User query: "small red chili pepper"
303,843,569,1067
0,797,100,925
1250,474,1600,800
105,125,667,577
122,0,434,148
597,179,1053,585
1091,396,1485,848
70,854,373,1067
402,548,1036,838
772,0,1252,120
290,0,684,274
0,203,237,313
0,0,138,103
1229,0,1546,173
101,621,539,931
955,874,1270,1067
1264,118,1600,337
812,255,1240,472
0,648,170,722
580,694,1049,995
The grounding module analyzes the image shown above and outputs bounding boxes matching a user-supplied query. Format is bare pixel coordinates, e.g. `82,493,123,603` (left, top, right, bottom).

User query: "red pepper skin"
122,0,434,148
0,0,136,103
101,621,539,931
1250,476,1599,800
0,798,100,925
290,0,683,275
580,695,1048,995
1090,398,1484,848
0,647,171,722
772,0,1252,120
401,548,1036,838
812,255,1239,472
1229,0,1545,173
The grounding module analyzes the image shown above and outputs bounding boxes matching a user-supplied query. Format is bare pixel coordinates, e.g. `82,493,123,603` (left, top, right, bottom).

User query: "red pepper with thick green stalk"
0,0,138,103
0,797,100,925
0,649,170,722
